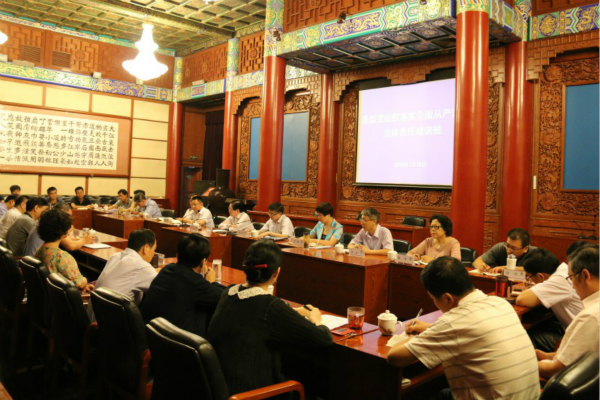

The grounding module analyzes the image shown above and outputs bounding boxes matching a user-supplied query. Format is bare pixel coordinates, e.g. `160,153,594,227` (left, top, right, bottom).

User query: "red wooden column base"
166,102,183,213
317,72,340,211
499,41,533,237
450,11,490,254
256,55,287,211
222,90,239,191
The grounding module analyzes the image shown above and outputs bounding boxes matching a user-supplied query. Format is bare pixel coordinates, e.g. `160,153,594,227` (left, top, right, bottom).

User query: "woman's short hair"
38,209,72,243
430,214,453,236
243,239,282,285
177,233,211,267
315,202,334,217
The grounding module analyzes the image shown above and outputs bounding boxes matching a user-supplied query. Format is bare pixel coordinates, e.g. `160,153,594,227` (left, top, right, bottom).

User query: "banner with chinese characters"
0,110,119,170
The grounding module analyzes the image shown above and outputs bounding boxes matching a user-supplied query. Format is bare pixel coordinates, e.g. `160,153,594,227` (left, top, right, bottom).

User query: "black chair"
401,216,427,227
91,288,152,400
252,222,265,231
460,247,478,268
214,216,227,226
99,196,111,205
110,196,119,204
20,257,53,371
46,273,97,399
393,239,412,253
540,351,599,400
89,198,101,205
161,209,176,218
342,232,356,248
294,226,311,238
146,317,304,400
0,245,27,361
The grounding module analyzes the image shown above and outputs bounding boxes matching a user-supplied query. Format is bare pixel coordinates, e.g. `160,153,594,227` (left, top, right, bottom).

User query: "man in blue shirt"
133,192,162,218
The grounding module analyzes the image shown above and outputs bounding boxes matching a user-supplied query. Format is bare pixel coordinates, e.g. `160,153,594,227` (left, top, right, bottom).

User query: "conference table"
160,226,232,265
92,211,145,238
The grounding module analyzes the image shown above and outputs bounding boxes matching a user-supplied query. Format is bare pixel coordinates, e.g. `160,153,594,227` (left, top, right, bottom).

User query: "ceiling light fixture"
122,23,168,81
0,30,8,45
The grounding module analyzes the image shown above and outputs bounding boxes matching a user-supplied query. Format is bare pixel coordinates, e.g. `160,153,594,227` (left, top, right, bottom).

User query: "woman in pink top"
408,214,461,263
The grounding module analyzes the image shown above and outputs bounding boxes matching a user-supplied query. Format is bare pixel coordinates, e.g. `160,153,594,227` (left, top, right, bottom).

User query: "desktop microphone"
574,220,587,239
589,214,598,240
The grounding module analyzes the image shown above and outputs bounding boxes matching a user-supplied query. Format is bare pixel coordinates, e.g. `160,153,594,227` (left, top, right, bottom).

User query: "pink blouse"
411,237,461,261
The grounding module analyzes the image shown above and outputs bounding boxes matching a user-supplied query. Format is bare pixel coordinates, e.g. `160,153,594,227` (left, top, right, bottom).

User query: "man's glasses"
268,212,281,217
504,242,525,252
566,272,581,284
359,218,373,223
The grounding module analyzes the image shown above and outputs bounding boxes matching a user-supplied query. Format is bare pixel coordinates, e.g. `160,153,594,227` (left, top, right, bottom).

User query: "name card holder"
396,253,415,265
348,247,366,257
504,269,526,281
291,237,305,247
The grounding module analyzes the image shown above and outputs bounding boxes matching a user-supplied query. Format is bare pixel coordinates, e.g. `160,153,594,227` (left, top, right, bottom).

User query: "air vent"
20,45,41,63
52,51,71,68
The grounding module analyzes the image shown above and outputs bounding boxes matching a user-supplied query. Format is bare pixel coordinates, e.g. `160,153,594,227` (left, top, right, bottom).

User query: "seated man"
133,192,162,218
177,196,214,228
348,208,393,255
0,195,16,219
258,202,294,239
6,197,48,256
218,201,253,233
180,194,196,220
0,195,28,240
387,257,539,400
46,186,63,210
71,186,93,209
24,202,93,257
9,185,21,196
96,229,158,305
516,248,583,352
473,228,536,272
140,234,225,336
108,189,133,210
537,245,599,378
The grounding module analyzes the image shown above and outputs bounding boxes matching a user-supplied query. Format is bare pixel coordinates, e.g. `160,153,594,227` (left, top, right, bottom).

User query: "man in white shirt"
516,247,583,352
218,201,253,233
95,229,158,305
348,208,393,255
537,245,599,378
258,202,294,238
0,195,29,240
387,257,540,400
178,196,214,228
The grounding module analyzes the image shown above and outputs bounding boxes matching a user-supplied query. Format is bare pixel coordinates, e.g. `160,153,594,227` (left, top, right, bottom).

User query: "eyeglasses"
359,218,373,223
504,243,525,251
429,225,443,230
566,272,581,284
268,212,281,217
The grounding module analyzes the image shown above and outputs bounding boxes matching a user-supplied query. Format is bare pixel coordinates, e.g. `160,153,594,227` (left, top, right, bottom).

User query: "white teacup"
251,230,259,238
335,244,344,254
507,256,517,270
378,310,402,336
387,250,398,262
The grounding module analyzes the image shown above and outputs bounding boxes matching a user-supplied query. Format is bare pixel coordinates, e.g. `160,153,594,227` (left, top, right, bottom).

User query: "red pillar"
256,55,286,211
499,41,533,237
222,90,238,191
450,11,489,254
166,102,183,213
317,72,340,210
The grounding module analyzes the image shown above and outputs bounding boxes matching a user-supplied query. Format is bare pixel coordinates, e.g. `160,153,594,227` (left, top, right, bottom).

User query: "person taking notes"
258,202,294,238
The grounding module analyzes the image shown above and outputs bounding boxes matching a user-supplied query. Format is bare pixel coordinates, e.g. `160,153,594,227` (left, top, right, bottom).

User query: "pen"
303,304,313,312
410,308,423,327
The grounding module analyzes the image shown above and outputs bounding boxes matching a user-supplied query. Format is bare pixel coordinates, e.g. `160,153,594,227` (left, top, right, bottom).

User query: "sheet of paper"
320,315,348,330
386,332,409,347
311,245,332,250
212,229,228,233
83,243,112,249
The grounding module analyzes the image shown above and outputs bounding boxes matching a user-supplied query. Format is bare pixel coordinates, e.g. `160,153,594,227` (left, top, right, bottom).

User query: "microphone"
589,214,598,240
574,220,587,239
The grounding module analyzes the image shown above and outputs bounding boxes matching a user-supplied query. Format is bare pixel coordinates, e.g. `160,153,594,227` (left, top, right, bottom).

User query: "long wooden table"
160,227,232,265
71,208,93,230
144,219,178,255
92,212,145,239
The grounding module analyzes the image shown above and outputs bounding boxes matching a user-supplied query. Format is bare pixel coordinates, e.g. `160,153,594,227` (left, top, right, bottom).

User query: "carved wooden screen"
239,32,264,75
182,44,228,87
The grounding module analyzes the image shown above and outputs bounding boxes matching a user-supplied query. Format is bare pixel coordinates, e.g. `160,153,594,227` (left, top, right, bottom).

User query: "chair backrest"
0,245,25,312
146,317,229,400
401,216,427,227
294,226,311,238
99,196,111,204
91,287,149,392
252,222,265,231
213,216,227,227
460,247,478,267
342,232,356,247
46,273,91,362
161,209,176,218
540,351,599,400
20,256,52,330
393,239,412,253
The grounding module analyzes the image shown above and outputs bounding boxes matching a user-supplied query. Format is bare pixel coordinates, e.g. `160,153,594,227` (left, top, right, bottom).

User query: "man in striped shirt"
388,257,540,400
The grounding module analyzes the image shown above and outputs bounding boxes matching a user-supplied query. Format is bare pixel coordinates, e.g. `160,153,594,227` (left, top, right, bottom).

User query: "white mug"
378,310,402,336
387,250,398,262
251,230,259,238
507,256,517,270
335,244,344,254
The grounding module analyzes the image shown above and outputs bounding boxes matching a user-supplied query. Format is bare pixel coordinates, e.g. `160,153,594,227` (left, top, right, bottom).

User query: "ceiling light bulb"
0,30,8,45
122,24,168,81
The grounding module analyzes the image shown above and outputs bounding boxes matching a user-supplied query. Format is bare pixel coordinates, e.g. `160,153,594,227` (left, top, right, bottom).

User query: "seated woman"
407,214,461,263
207,240,333,395
218,201,253,233
348,208,394,255
140,233,225,337
35,208,92,291
309,202,343,246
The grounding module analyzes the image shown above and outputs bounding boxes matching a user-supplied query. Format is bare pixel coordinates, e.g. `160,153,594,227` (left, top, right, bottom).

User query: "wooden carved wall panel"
486,75,503,213
239,32,264,75
339,85,452,208
533,0,598,15
533,57,599,217
182,44,227,87
285,0,405,32
231,86,263,115
285,75,322,103
0,22,44,66
45,32,100,73
237,93,320,200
